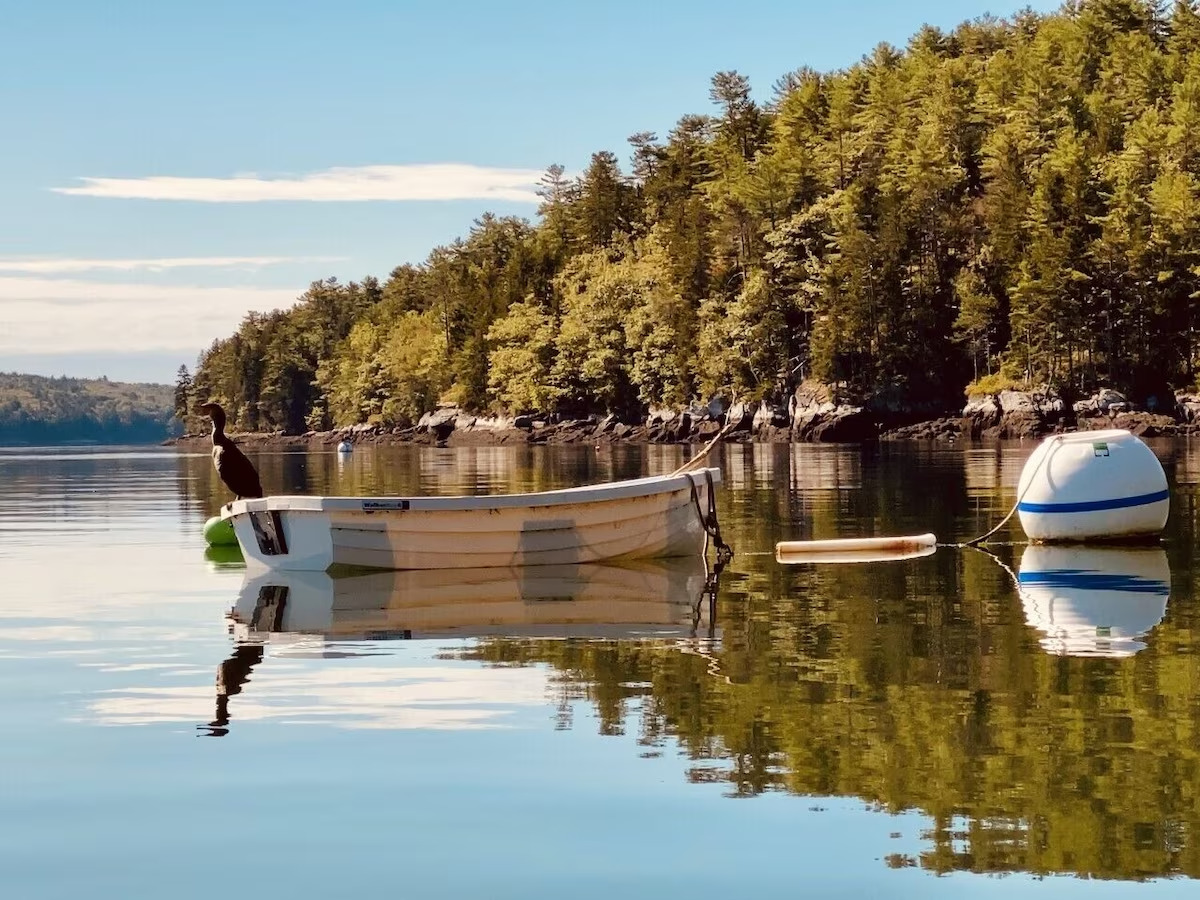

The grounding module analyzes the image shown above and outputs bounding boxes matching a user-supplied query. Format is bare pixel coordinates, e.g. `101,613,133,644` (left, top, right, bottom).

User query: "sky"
0,0,1062,385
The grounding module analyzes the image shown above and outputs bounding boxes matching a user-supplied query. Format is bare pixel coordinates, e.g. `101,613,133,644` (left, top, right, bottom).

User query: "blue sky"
0,0,1061,384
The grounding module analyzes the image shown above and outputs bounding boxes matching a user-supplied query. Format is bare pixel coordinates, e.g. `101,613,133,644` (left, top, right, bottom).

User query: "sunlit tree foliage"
191,1,1200,431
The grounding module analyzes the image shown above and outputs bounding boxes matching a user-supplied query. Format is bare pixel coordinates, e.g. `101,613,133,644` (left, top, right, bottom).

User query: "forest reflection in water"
182,440,1200,881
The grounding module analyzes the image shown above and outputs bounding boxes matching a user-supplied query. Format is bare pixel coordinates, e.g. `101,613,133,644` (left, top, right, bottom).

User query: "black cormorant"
198,402,264,501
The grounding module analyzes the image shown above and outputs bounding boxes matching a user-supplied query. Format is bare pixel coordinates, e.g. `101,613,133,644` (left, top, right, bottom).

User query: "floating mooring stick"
775,533,938,565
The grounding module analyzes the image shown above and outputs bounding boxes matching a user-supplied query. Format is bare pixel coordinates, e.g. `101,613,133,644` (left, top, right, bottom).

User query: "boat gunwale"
223,467,721,518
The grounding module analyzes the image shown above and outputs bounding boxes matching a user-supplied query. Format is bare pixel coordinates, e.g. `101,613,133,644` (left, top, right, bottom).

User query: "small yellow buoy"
203,515,238,547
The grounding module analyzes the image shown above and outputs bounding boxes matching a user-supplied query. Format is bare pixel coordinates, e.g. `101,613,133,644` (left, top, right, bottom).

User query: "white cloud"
0,255,343,274
0,275,301,354
52,163,545,203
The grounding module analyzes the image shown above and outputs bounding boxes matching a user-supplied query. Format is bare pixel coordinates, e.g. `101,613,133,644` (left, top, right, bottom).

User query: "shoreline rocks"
168,385,1200,450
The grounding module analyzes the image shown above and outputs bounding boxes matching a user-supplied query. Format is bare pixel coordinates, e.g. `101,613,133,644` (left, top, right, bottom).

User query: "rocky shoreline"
169,385,1200,450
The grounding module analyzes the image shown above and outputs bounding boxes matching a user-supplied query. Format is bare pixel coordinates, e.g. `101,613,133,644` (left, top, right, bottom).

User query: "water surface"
2,440,1199,897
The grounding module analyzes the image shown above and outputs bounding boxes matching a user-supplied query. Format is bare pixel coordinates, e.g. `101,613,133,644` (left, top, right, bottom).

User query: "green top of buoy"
203,515,238,547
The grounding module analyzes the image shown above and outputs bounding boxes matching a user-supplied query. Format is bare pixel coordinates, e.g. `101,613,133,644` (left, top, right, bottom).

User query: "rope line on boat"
955,435,1063,548
688,469,734,564
671,418,741,477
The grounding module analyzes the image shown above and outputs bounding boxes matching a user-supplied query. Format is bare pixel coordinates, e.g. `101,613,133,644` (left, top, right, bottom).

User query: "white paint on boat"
1018,544,1169,657
775,533,937,564
1016,429,1168,542
223,467,721,572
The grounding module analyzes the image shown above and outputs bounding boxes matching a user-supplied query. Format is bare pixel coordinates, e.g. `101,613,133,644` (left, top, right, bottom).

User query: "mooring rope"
968,543,1021,585
686,468,734,563
670,417,741,477
954,435,1063,547
670,415,738,563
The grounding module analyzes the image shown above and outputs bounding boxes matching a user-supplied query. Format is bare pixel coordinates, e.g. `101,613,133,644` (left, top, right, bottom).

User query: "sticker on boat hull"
362,499,411,512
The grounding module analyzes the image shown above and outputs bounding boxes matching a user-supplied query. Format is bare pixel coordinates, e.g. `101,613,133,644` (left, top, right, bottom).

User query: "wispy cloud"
0,276,301,355
0,255,343,274
52,163,545,203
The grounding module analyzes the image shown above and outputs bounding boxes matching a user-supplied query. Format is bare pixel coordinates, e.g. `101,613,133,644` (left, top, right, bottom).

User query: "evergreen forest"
185,0,1200,433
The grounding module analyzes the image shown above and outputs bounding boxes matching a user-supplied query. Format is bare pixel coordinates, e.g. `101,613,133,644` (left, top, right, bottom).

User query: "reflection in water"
1018,546,1171,657
450,545,1200,879
55,442,1200,881
232,558,716,644
201,558,723,737
203,544,245,570
172,444,1200,880
206,643,264,737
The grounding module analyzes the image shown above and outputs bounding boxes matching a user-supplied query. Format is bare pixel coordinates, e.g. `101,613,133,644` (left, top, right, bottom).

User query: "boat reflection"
1017,545,1170,657
232,557,715,646
201,557,721,736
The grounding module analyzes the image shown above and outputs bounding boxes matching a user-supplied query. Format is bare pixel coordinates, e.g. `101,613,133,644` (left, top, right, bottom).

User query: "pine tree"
173,365,192,425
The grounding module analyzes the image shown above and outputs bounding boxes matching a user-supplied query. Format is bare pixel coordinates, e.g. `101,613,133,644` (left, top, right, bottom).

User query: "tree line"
0,373,177,445
183,0,1200,433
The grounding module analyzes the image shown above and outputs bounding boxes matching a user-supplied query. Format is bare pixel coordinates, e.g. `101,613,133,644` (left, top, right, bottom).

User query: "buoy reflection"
1017,545,1169,658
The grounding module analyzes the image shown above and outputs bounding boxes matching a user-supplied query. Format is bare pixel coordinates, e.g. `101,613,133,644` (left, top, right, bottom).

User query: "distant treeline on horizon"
0,373,177,445
179,0,1200,435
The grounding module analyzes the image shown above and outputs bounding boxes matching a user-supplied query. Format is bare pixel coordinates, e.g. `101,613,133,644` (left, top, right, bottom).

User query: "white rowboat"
222,467,722,572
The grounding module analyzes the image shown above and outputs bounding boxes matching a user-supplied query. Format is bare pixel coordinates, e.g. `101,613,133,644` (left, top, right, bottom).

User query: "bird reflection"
197,584,285,737
198,643,265,737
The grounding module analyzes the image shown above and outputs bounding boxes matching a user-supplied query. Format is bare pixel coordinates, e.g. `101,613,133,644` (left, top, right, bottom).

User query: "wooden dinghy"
229,556,714,645
222,467,721,573
775,533,937,564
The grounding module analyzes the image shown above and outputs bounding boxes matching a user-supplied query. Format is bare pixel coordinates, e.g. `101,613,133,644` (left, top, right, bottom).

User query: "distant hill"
0,373,179,445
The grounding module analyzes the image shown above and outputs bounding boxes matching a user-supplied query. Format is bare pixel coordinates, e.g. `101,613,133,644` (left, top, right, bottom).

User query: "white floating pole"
775,533,938,565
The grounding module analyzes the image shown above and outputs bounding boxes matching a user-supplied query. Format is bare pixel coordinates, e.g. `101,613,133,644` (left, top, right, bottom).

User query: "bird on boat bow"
197,402,264,504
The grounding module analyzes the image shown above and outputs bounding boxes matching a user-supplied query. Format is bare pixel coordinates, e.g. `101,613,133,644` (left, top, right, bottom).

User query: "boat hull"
223,468,721,572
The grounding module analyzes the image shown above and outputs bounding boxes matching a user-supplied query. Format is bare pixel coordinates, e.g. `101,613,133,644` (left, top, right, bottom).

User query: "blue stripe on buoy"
1018,488,1170,514
1016,569,1169,594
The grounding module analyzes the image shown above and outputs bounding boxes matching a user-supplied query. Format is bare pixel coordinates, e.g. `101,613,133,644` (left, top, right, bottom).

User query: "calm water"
3,440,1200,898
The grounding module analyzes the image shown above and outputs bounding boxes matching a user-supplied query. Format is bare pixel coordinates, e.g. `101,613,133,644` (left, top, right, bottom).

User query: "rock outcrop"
947,386,1190,441
168,383,1200,451
957,388,1066,439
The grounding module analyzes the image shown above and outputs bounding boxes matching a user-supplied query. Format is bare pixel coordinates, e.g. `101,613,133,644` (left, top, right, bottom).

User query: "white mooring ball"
1016,429,1168,542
